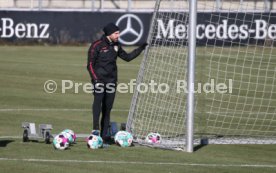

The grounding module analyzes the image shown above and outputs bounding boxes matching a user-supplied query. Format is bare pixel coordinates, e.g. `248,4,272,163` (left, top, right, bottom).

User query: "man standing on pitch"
87,23,147,144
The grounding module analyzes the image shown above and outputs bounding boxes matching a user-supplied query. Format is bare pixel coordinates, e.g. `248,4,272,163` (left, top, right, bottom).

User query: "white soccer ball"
86,135,103,149
114,131,133,147
62,129,76,144
53,134,69,150
145,132,162,144
60,131,73,144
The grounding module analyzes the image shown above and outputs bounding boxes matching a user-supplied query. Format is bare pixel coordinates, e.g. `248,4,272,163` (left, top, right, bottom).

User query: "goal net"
127,0,276,151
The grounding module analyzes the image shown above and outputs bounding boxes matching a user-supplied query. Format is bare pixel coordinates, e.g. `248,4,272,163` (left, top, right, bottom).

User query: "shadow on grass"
0,140,14,147
194,143,208,151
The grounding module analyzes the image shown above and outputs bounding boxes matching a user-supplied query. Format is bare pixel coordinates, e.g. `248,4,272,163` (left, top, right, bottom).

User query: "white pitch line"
0,134,92,139
0,109,273,114
0,108,129,112
0,158,275,168
66,64,139,67
0,136,21,139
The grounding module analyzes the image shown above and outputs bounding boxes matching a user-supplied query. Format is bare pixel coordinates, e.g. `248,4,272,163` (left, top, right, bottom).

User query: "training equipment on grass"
53,134,69,150
127,0,276,152
86,135,103,149
21,122,52,144
114,131,133,147
145,133,162,144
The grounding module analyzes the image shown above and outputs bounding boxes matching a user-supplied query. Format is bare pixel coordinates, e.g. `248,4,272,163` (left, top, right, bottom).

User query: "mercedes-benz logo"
116,14,144,45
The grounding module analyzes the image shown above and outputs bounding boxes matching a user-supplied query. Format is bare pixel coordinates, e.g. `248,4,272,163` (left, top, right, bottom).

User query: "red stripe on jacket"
89,40,102,80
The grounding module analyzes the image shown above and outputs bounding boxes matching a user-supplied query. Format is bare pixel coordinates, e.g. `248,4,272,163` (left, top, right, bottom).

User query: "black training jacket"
87,35,144,83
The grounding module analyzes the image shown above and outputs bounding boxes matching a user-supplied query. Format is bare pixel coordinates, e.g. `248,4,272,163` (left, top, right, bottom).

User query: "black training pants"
92,83,116,140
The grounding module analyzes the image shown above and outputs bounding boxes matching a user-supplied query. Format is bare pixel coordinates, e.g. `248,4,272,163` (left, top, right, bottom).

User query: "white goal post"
127,0,276,152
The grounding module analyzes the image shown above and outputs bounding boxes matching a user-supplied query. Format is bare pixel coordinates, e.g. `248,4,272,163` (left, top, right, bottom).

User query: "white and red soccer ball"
53,134,69,150
145,132,162,144
62,129,77,144
86,135,103,149
114,131,133,147
52,129,76,150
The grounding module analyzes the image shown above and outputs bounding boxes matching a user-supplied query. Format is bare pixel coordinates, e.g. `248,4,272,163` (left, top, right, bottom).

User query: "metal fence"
0,0,274,11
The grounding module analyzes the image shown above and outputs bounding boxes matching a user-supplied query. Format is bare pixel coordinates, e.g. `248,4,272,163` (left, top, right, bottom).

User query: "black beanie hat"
103,23,120,36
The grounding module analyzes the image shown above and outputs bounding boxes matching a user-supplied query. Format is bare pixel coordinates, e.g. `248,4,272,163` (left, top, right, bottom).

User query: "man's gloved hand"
140,43,148,50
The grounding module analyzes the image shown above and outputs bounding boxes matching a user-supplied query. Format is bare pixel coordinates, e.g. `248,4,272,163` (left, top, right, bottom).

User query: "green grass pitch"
0,46,276,173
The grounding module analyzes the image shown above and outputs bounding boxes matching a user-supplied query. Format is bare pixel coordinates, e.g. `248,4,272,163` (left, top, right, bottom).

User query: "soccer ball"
60,131,74,144
145,132,162,144
62,129,76,144
86,135,103,149
53,134,69,150
114,131,133,147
